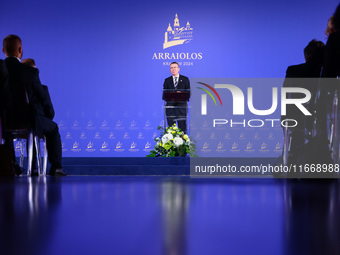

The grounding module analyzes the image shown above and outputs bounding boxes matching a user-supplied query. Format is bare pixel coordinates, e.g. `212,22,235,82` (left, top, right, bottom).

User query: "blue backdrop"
0,0,338,157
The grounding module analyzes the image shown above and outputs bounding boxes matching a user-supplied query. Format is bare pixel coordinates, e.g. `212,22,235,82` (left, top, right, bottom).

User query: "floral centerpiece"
147,124,197,157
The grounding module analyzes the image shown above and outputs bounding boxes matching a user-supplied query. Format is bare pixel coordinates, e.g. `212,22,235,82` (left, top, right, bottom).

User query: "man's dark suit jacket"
282,62,322,130
0,59,11,111
284,61,322,98
0,59,10,136
0,59,10,111
162,74,190,116
320,31,340,105
42,85,55,120
4,57,51,136
323,31,340,78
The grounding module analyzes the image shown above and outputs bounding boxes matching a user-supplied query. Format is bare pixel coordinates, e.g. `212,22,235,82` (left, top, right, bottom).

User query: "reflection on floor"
0,176,339,255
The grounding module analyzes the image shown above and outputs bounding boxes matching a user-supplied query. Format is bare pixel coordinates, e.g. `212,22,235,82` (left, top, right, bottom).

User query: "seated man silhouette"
0,59,24,175
282,39,326,163
22,58,55,175
2,35,66,176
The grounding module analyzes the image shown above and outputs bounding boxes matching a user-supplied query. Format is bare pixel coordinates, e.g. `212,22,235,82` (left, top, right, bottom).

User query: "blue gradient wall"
0,0,338,156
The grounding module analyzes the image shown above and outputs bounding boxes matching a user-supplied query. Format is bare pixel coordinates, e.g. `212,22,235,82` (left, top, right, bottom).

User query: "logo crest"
163,14,193,49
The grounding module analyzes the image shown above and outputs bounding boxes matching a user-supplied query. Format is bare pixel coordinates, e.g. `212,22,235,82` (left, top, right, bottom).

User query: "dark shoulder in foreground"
5,57,37,75
285,63,307,78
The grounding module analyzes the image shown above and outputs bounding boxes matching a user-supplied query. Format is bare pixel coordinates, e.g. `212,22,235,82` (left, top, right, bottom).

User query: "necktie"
174,77,178,87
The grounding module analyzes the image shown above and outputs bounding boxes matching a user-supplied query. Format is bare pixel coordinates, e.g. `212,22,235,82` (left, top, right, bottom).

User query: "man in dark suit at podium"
162,62,190,133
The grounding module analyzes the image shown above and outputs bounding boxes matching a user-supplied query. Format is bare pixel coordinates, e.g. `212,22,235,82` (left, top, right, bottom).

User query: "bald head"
3,35,22,58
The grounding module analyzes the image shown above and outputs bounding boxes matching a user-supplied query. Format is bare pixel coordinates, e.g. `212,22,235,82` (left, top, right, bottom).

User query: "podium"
163,90,190,132
163,91,190,102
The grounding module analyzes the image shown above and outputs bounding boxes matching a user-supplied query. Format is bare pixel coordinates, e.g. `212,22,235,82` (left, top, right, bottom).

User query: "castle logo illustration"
163,14,193,49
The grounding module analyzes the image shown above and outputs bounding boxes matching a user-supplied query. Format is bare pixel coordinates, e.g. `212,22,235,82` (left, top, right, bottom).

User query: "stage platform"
1,175,338,255
60,157,278,175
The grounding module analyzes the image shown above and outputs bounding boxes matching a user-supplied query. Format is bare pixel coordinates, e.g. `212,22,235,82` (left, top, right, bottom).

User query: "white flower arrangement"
147,124,197,157
162,133,173,144
173,137,184,147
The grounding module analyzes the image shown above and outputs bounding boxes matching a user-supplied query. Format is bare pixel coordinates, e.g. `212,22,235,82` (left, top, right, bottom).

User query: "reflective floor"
0,176,339,255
